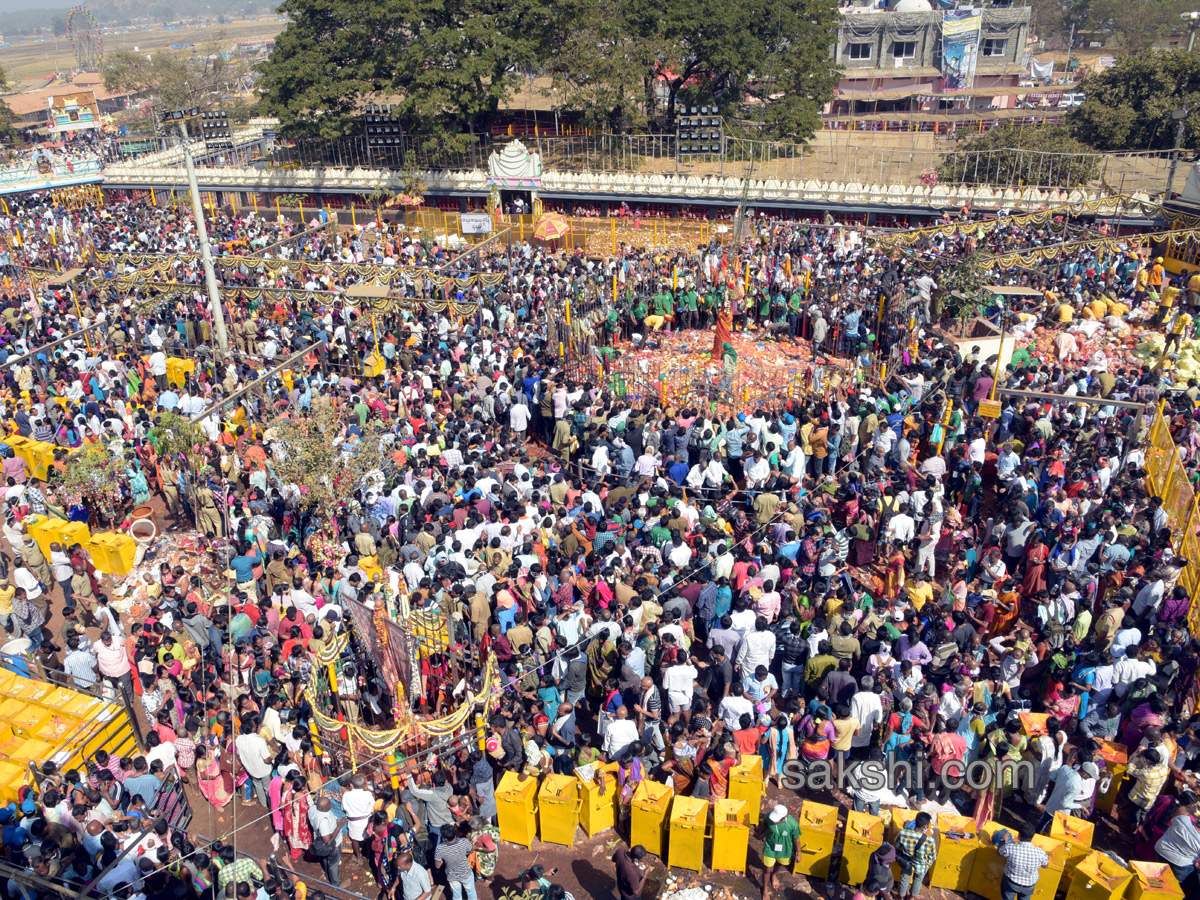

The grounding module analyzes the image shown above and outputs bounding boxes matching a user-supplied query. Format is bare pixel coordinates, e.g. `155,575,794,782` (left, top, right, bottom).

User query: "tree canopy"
1032,0,1193,54
940,124,1099,188
1069,50,1200,151
102,42,231,114
256,0,841,144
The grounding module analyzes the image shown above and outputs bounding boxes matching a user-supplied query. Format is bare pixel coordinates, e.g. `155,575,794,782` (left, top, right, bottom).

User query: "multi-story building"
829,0,1033,120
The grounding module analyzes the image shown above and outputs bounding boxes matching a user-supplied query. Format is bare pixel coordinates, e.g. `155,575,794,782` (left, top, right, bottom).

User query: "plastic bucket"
0,638,33,677
128,518,158,566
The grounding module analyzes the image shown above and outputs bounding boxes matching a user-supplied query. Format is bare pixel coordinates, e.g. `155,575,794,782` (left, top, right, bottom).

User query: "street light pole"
1185,11,1200,52
1168,107,1190,200
176,118,230,358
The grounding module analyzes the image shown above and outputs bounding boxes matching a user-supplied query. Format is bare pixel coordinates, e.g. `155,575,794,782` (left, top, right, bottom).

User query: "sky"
0,1,75,12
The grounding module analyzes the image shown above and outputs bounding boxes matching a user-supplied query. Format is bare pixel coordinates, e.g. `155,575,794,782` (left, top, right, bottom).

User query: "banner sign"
941,10,982,92
460,213,493,234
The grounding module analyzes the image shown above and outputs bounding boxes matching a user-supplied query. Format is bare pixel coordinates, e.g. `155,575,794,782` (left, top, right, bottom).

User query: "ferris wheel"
66,6,103,71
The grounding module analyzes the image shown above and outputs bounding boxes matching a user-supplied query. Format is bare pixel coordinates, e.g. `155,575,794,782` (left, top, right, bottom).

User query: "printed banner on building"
941,10,982,91
47,92,99,133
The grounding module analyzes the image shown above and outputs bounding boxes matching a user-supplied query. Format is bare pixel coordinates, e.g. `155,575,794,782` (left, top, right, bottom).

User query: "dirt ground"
0,18,285,81
26,480,1140,900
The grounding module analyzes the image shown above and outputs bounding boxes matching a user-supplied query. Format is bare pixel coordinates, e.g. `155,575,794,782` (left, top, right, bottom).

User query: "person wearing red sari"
280,776,312,861
1021,536,1049,597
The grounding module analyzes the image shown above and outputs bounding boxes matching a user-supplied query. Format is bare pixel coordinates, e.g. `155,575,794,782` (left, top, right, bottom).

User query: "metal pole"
177,120,231,358
1167,112,1188,200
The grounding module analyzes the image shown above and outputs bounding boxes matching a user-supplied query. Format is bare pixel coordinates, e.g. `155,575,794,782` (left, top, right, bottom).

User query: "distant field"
0,17,286,81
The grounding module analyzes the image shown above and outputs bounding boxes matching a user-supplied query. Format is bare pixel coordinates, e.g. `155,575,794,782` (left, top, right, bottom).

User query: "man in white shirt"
662,656,698,718
886,506,915,543
234,722,274,807
718,693,754,731
737,618,776,673
1113,649,1156,697
341,774,376,853
849,677,883,750
602,706,640,760
307,795,345,885
509,401,530,435
148,350,168,390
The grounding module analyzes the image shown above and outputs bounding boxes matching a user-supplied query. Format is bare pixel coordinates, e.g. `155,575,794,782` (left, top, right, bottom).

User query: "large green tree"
0,65,15,145
631,0,841,138
257,0,546,146
1069,51,1200,151
258,0,840,143
940,124,1099,187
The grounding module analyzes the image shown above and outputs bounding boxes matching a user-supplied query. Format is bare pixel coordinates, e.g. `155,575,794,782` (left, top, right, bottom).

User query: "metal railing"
0,157,103,186
244,130,1185,195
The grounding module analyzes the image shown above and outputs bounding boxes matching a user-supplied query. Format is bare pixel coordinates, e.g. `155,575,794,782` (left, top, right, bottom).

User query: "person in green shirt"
631,297,647,329
763,804,801,896
787,291,804,340
684,287,699,330
652,290,672,318
757,289,771,324
603,307,620,346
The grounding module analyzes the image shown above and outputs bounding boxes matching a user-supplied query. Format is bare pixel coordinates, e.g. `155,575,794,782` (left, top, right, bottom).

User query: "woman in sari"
800,707,837,761
661,723,702,795
988,588,1021,641
1045,683,1081,729
1120,694,1168,750
280,776,312,861
883,541,906,600
850,520,876,569
1021,536,1049,597
194,744,233,809
972,741,1007,830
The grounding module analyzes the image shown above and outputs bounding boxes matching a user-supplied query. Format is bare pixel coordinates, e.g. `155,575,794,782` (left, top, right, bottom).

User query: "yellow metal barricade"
630,780,673,859
930,813,979,892
667,795,707,872
1065,851,1132,900
841,810,884,885
1031,836,1068,900
1049,811,1095,883
794,801,839,878
710,798,750,873
579,762,619,836
727,754,764,825
536,774,580,846
1126,861,1184,900
495,771,538,847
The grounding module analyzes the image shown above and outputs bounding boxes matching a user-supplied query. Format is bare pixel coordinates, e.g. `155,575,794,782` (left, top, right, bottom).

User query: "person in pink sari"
268,774,285,833
280,776,313,861
195,744,233,809
1120,695,1167,750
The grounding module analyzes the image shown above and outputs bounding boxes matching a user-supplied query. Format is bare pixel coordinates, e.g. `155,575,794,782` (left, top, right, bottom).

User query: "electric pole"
171,114,230,358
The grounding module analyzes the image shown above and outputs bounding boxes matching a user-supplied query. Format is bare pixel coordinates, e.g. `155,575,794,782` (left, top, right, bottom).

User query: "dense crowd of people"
0,186,1198,900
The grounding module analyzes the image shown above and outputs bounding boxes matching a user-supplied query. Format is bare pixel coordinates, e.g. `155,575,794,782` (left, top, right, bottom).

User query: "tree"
266,400,393,521
52,16,67,37
0,65,16,145
1070,51,1200,151
258,0,546,147
1088,0,1189,54
939,124,1100,187
628,0,840,138
258,0,840,143
102,39,230,112
935,252,991,322
1030,0,1093,49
